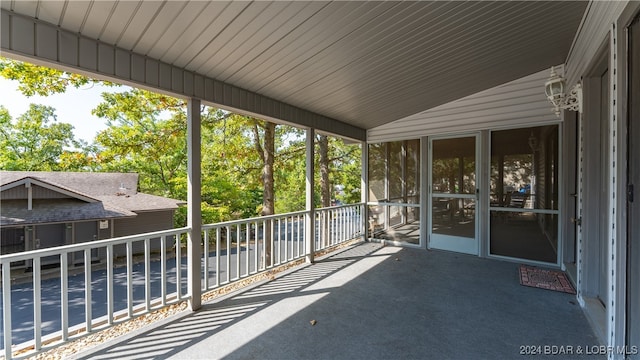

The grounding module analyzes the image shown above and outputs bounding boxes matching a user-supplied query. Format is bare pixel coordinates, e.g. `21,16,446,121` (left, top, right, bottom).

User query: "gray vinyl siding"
113,211,174,237
367,68,560,143
1,184,71,200
112,210,175,258
564,1,629,87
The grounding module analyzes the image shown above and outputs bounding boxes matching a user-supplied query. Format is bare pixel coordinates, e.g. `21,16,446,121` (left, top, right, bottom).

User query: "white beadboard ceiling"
0,1,588,130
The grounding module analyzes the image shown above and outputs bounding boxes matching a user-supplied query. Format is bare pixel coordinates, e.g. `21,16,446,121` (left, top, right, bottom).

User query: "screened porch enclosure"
490,125,559,264
367,124,560,264
368,140,420,244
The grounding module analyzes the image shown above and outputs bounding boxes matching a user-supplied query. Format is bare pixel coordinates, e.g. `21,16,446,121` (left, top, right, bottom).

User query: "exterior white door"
429,135,479,255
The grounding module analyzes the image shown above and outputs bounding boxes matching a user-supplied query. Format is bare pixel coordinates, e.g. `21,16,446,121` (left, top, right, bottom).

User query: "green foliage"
0,57,116,96
0,104,93,171
1,58,364,228
92,89,187,198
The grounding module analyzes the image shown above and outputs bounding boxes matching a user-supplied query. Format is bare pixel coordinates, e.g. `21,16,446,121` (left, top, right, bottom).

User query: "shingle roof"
0,199,136,226
0,171,184,226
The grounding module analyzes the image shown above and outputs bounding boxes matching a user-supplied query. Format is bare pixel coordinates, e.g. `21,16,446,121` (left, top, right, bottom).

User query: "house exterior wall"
111,210,175,258
564,1,629,88
0,184,71,200
562,1,638,357
367,67,560,143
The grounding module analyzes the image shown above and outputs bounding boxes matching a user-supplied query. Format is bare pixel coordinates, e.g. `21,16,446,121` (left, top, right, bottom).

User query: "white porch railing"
0,204,364,359
201,203,363,292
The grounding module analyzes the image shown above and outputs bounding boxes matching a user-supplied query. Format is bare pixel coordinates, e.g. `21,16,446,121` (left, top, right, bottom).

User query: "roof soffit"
0,1,589,130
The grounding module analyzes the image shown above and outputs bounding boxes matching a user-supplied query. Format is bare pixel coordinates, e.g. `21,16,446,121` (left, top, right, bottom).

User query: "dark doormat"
519,265,576,294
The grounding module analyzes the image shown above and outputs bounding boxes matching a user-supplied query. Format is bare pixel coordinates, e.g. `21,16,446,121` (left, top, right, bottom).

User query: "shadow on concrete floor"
77,242,600,360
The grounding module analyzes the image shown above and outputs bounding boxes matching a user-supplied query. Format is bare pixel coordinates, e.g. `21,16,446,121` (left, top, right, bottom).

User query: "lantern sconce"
544,66,582,117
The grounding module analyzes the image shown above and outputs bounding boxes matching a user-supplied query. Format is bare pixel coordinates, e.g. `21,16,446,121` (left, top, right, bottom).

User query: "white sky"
0,77,113,143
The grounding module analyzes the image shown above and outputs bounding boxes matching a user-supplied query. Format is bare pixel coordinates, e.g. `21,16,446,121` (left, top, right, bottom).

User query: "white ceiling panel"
81,1,118,39
35,1,66,26
189,1,273,73
8,0,37,18
132,1,188,56
59,1,92,33
98,1,142,46
172,1,249,68
116,1,164,51
215,1,323,81
145,1,208,60
1,1,589,131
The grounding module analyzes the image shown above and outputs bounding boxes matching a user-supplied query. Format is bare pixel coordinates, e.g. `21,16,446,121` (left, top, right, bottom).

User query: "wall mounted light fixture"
544,66,582,117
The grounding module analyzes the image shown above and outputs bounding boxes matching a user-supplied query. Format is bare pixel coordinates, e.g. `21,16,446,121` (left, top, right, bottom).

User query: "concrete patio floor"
74,242,601,360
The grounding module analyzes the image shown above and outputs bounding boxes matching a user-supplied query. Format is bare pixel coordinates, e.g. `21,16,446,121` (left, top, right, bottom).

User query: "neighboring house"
0,171,184,267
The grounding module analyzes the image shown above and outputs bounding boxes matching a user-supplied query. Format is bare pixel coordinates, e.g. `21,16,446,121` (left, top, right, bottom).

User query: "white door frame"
427,133,480,255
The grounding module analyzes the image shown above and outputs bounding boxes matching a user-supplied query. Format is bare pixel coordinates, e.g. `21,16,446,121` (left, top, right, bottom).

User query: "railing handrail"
367,201,420,208
201,203,365,230
202,210,308,230
0,227,190,263
1,203,366,359
0,203,367,263
315,202,364,211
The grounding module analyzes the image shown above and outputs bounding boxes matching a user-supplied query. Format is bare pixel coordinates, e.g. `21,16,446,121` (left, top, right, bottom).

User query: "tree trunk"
252,119,276,267
318,134,331,247
318,135,331,208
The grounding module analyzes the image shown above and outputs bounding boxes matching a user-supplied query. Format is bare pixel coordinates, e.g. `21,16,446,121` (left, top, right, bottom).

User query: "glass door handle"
571,217,582,226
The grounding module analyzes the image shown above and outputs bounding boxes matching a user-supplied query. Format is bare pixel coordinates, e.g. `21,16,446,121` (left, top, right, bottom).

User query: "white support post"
361,140,369,241
2,262,12,360
187,98,202,311
305,128,315,263
27,181,32,210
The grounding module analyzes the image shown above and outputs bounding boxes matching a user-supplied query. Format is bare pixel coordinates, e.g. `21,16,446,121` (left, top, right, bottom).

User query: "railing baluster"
245,223,250,277
285,216,289,262
2,261,12,360
254,222,258,274
226,226,231,283
236,225,241,280
203,230,209,291
84,249,92,332
127,242,133,318
261,220,266,271
161,236,167,305
107,245,114,325
33,257,41,351
144,238,151,311
325,211,329,248
270,219,275,268
297,215,302,258
215,227,221,287
1,209,368,358
175,235,181,299
340,208,343,242
1,227,191,358
276,218,281,265
60,253,68,341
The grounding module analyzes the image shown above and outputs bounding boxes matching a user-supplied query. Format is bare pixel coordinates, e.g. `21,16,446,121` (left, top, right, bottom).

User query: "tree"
92,89,187,198
316,135,361,206
318,135,331,208
1,57,364,235
1,57,115,96
0,104,90,171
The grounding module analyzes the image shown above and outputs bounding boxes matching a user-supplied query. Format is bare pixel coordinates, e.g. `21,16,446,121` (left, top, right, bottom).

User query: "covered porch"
2,1,640,359
76,242,598,360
